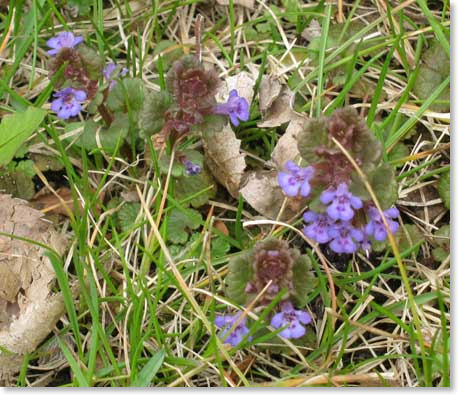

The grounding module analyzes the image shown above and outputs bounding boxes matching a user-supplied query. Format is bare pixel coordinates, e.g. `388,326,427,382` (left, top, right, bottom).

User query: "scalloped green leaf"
432,224,450,262
438,170,450,210
291,255,315,308
107,77,145,114
117,202,141,233
174,168,216,208
75,115,129,153
296,118,329,164
0,160,36,200
369,163,398,209
413,41,450,113
225,252,253,305
139,90,173,137
166,207,202,245
78,45,103,80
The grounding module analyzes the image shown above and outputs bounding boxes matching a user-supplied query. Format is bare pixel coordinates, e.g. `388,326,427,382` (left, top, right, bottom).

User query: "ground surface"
0,0,450,388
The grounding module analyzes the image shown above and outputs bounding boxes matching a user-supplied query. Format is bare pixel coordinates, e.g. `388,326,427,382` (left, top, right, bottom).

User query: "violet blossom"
184,160,201,176
214,312,251,347
328,221,365,254
213,89,249,126
51,87,87,119
303,210,335,244
103,62,128,90
47,32,84,56
365,206,400,241
278,161,315,198
270,302,312,339
321,183,363,221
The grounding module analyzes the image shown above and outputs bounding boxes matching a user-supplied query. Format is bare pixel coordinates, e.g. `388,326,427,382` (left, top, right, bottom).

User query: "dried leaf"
0,194,67,381
216,71,256,106
31,187,76,217
259,76,282,113
271,114,306,168
257,87,295,128
301,19,321,41
203,125,246,198
240,170,303,220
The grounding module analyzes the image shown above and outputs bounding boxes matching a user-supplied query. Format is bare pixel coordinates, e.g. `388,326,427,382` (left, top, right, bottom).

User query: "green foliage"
0,107,46,167
291,255,315,308
30,153,64,171
369,163,398,210
139,91,173,137
117,202,141,233
131,350,165,387
225,253,253,305
67,0,92,16
78,45,104,81
74,115,129,153
413,42,450,113
396,224,423,253
296,117,329,164
0,160,36,200
174,168,216,208
388,143,410,167
166,207,202,245
432,225,450,262
107,77,145,114
438,170,450,210
158,150,203,177
151,41,184,71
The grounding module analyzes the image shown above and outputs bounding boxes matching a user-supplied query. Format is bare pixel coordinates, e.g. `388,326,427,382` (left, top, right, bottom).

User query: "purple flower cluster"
215,303,312,347
47,32,83,56
278,161,315,198
214,312,251,347
302,183,400,254
50,87,87,120
271,302,312,339
213,89,249,126
184,160,201,176
104,62,128,90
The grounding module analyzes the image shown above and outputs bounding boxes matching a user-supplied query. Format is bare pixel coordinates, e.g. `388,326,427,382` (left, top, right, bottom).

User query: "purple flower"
303,211,335,244
51,87,87,120
365,206,400,241
46,32,84,56
328,221,364,254
321,183,363,221
214,312,251,347
213,89,249,126
271,302,312,339
103,62,128,90
278,161,315,198
184,160,201,176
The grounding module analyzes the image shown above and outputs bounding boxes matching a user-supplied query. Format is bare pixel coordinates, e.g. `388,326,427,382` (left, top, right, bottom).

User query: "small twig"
195,14,203,64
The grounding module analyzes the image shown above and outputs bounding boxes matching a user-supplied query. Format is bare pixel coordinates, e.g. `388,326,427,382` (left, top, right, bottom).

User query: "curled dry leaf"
271,114,307,168
257,86,296,128
203,125,246,198
259,75,282,114
0,194,68,381
240,170,305,220
216,71,256,106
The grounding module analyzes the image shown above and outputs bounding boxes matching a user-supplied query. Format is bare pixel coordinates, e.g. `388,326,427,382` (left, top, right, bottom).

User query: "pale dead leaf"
240,170,305,220
216,0,255,9
216,71,256,106
203,125,246,198
271,114,307,168
257,87,295,128
0,194,68,381
259,75,282,113
301,19,321,41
